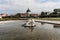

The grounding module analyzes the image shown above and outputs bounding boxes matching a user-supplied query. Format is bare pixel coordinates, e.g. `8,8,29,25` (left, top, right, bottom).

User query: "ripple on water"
0,20,60,40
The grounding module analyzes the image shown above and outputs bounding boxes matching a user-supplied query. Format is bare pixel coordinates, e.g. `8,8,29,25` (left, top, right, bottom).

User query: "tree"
53,9,59,17
41,11,45,16
40,11,48,17
49,9,60,17
15,13,21,18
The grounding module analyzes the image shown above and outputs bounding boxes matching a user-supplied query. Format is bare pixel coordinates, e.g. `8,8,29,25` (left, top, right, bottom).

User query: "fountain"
23,19,36,27
22,8,36,27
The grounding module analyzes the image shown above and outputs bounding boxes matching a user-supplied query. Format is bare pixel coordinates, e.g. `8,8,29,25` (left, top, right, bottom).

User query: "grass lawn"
34,18,60,21
0,18,28,21
0,18,60,21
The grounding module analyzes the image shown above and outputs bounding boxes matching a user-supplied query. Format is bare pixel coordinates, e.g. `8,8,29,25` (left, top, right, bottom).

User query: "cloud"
0,0,60,14
36,0,60,3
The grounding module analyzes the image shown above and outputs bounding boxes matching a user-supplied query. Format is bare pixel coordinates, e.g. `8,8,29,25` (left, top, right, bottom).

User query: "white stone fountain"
23,19,36,27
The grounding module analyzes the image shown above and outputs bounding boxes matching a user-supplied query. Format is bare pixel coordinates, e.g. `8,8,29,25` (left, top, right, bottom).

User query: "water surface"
0,20,60,40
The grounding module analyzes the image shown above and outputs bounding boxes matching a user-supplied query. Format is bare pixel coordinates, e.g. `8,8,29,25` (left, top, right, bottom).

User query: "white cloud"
0,0,60,14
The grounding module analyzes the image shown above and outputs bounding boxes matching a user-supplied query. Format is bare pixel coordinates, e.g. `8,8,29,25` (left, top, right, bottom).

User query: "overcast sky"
0,0,60,14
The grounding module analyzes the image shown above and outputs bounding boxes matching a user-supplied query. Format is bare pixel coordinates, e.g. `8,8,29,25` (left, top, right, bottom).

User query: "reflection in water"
41,22,45,25
54,24,60,28
1,21,60,40
23,26,35,32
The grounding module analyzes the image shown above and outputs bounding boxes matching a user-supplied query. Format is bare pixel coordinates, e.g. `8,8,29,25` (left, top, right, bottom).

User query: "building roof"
26,8,31,12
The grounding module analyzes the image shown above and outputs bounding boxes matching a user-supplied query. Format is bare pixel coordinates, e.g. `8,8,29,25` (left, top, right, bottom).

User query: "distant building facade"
20,13,27,17
30,14,39,18
15,13,39,18
15,8,39,18
0,14,8,18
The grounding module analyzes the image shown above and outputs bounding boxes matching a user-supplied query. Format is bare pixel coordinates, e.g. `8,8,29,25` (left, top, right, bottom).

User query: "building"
30,14,39,18
26,8,31,17
16,13,39,18
20,13,27,17
15,8,39,18
0,14,8,18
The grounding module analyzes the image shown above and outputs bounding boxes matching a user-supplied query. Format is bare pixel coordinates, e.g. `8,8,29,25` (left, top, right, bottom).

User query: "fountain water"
23,19,36,27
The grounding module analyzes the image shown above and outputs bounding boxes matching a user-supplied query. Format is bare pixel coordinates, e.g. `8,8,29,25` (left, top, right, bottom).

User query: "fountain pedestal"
23,19,36,27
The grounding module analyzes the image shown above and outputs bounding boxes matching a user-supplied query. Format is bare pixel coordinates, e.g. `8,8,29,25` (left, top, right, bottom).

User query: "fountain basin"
22,19,36,27
23,23,36,27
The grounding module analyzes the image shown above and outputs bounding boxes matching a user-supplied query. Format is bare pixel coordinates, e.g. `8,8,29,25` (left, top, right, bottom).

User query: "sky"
0,0,60,14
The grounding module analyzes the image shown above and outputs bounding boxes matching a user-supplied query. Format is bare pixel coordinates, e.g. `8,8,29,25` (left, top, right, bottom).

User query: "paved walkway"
35,20,60,25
